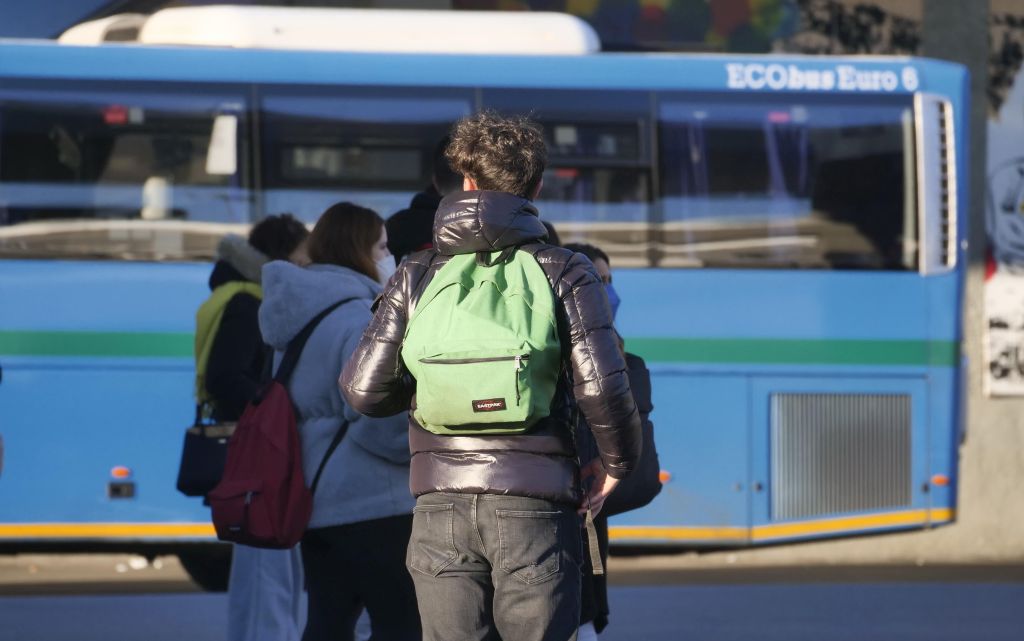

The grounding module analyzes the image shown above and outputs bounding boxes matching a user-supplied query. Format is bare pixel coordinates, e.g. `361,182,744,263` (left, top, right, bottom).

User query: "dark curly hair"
445,111,547,200
248,213,309,261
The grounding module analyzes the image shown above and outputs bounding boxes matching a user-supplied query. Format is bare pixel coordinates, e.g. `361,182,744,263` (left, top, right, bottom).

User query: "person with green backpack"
340,112,641,641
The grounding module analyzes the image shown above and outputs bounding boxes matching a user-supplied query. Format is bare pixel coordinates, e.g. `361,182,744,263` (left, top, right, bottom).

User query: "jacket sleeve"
338,302,411,464
205,293,264,414
556,253,641,479
339,266,416,417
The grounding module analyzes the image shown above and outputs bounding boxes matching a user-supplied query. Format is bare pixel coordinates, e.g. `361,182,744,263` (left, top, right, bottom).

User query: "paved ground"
3,553,1024,595
2,582,1022,641
1,555,1023,640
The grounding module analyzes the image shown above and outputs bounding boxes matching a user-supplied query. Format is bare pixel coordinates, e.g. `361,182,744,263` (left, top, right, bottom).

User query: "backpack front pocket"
414,346,535,432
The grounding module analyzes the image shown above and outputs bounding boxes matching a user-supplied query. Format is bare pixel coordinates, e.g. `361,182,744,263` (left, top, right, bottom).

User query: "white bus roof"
58,13,147,45
61,6,600,55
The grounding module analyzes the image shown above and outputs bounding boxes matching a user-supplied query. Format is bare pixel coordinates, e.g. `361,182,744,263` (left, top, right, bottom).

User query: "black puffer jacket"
340,190,641,503
205,260,265,422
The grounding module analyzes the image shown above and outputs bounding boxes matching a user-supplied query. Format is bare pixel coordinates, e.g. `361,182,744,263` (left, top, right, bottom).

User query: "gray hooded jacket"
259,261,413,529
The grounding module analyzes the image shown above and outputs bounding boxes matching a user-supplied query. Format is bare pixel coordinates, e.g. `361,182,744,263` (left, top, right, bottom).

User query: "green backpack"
402,247,561,435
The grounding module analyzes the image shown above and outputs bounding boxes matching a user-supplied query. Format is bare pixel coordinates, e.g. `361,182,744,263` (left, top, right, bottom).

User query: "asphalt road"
1,555,1022,641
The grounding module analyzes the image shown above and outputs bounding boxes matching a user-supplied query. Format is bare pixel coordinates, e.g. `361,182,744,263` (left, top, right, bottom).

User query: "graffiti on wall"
985,12,1024,396
454,0,800,52
783,0,919,54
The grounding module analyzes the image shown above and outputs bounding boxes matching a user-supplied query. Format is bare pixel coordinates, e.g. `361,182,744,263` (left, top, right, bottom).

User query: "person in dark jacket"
563,242,615,641
563,242,662,640
340,112,642,641
385,136,463,263
202,215,310,422
197,214,311,641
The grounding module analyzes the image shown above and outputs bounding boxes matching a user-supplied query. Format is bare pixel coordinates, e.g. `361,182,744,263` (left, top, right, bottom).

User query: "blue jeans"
407,492,582,641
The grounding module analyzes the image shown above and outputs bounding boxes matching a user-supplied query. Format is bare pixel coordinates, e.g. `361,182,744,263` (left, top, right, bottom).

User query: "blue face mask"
605,283,621,322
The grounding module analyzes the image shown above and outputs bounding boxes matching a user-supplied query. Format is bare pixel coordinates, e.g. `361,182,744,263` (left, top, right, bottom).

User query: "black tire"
178,545,232,592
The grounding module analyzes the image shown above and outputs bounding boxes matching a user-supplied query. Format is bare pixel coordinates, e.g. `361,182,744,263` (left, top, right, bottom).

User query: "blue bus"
0,37,967,586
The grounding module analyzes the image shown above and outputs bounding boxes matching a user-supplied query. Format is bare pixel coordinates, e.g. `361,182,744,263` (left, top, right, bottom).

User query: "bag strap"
584,508,605,575
309,419,350,496
277,297,358,495
274,298,358,385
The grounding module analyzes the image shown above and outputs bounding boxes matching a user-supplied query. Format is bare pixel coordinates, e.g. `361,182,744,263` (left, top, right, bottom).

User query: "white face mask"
375,255,397,285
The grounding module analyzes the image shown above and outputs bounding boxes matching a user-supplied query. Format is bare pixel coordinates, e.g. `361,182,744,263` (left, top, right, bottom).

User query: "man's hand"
578,458,620,516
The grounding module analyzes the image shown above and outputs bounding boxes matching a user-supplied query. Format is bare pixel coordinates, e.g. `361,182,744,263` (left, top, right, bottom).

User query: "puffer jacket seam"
568,272,603,393
552,252,581,364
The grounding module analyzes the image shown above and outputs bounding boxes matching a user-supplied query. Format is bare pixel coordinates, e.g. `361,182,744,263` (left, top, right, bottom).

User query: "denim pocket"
407,503,458,577
496,509,563,585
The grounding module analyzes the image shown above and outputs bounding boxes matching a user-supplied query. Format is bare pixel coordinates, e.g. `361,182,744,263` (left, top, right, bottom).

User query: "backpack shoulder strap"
274,297,359,386
309,419,349,496
516,243,576,294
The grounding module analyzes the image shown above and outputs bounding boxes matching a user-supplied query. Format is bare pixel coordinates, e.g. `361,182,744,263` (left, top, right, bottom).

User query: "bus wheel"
178,546,232,592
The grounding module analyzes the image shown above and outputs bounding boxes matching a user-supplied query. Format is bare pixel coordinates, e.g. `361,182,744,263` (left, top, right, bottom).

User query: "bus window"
259,88,473,222
483,89,653,266
0,84,250,261
657,95,916,270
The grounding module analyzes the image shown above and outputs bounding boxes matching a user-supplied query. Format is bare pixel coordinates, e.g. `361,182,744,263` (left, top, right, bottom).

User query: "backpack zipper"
513,355,523,405
419,354,530,365
419,354,530,405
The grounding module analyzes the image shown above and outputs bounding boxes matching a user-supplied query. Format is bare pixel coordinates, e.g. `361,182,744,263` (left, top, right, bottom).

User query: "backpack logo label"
472,398,507,412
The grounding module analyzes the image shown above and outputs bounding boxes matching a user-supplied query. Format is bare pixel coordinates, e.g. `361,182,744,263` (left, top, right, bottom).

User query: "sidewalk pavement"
2,553,1022,596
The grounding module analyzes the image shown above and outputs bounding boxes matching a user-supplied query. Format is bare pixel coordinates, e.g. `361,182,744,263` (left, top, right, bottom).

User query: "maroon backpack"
208,299,353,549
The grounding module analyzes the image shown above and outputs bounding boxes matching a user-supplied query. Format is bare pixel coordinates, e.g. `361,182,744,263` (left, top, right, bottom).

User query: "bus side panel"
926,367,958,515
610,374,750,545
749,376,930,544
0,260,213,541
608,269,944,545
0,358,202,524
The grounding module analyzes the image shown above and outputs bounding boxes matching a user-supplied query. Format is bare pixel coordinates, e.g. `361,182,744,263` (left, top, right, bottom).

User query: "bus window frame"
654,90,919,271
0,78,254,216
255,83,475,221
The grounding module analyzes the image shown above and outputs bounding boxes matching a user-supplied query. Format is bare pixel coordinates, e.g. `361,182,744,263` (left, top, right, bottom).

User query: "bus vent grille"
936,101,953,267
771,393,911,521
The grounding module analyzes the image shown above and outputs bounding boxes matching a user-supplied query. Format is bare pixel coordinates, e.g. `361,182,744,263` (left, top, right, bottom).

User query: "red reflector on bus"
103,105,129,125
930,474,950,487
111,466,132,479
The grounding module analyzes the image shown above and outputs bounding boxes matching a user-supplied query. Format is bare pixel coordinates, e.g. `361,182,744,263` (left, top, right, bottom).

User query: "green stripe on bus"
0,331,957,366
627,338,958,367
0,331,193,358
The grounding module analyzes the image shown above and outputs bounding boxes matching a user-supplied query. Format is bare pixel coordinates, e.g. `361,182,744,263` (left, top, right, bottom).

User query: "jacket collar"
208,234,267,289
433,190,548,255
